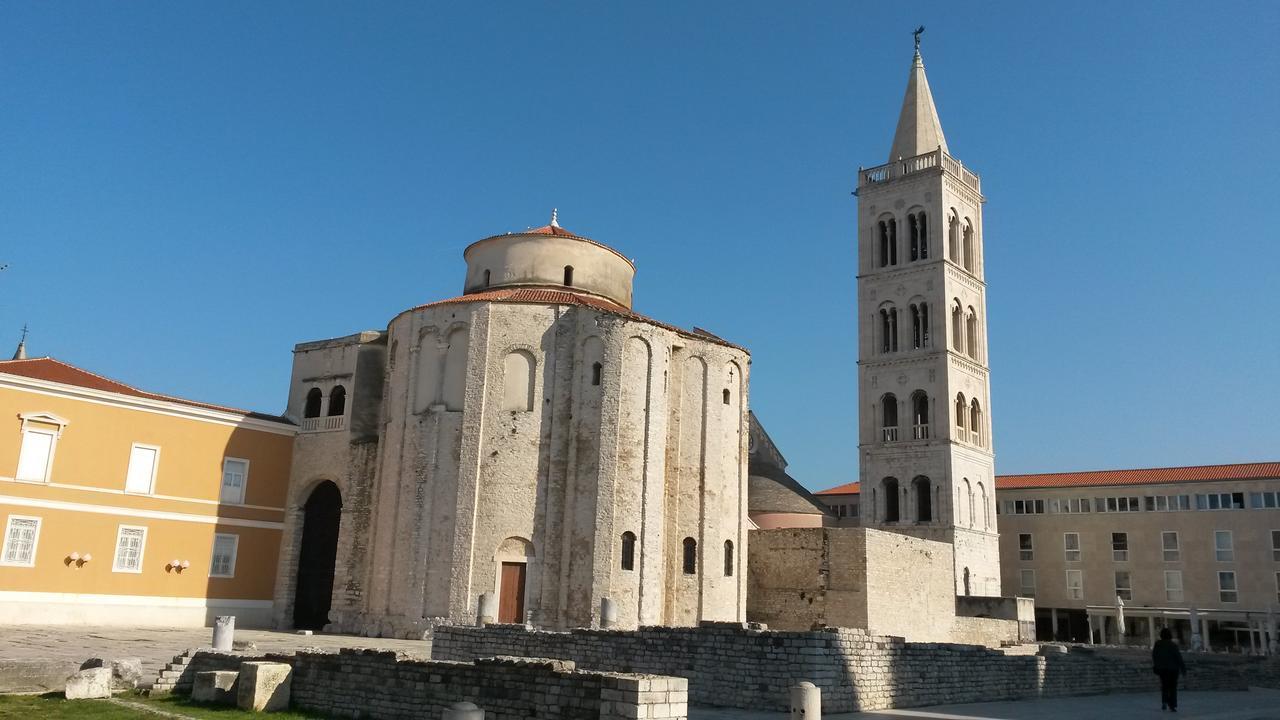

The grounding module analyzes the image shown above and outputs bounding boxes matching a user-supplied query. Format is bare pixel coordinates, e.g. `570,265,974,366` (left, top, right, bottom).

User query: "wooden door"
498,562,526,623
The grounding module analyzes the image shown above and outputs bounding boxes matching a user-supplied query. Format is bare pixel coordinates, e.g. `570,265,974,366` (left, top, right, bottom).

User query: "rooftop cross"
913,25,924,53
550,208,560,228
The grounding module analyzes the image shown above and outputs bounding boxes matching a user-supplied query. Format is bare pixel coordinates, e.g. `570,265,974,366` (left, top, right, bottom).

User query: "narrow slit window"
563,265,574,286
620,531,636,571
682,537,697,575
591,362,603,386
723,540,734,577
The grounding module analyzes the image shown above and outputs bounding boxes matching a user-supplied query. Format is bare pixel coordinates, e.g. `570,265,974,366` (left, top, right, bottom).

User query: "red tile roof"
524,224,587,239
402,287,747,352
0,357,291,424
995,462,1280,490
815,462,1280,496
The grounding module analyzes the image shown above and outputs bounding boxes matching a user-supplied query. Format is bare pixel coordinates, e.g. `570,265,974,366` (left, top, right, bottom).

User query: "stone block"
80,657,142,690
236,661,292,712
192,670,239,705
65,667,112,699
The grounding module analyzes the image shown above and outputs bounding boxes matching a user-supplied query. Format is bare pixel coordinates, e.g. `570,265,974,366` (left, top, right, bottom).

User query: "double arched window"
878,217,898,267
879,305,899,353
909,301,930,349
969,399,983,447
908,210,928,261
881,393,898,441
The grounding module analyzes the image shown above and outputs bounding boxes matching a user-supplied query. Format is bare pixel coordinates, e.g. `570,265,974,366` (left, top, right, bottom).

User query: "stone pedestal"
236,661,292,712
212,615,235,652
65,667,112,699
789,681,820,719
477,593,497,626
600,597,618,629
193,670,239,705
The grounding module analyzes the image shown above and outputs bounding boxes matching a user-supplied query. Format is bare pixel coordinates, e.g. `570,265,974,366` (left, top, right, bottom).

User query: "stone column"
212,616,235,651
1085,613,1094,645
1147,616,1156,645
789,681,821,719
1050,607,1059,641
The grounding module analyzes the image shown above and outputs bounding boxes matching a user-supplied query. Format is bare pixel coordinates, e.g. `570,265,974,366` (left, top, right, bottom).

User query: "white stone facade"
273,221,750,637
855,49,1001,596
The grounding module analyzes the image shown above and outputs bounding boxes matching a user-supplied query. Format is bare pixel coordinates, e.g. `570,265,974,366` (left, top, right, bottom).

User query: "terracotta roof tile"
815,462,1280,496
0,357,291,424
994,462,1280,490
404,287,748,352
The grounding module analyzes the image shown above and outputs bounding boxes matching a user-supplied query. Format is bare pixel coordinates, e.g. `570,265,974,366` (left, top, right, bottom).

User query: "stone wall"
179,649,687,720
748,527,996,643
432,623,1280,713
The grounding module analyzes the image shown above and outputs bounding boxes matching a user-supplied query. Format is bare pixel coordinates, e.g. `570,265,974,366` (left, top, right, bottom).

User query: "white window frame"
1018,533,1034,561
219,457,250,505
1164,570,1184,602
112,524,148,573
14,421,61,484
209,533,239,578
124,443,161,495
1162,531,1180,562
1064,532,1081,562
1066,569,1083,600
1214,530,1234,562
1218,570,1238,603
1112,532,1129,562
1114,570,1133,601
0,515,42,567
1019,569,1036,597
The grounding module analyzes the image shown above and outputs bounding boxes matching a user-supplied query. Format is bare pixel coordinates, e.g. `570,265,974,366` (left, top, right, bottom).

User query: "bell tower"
854,37,1000,596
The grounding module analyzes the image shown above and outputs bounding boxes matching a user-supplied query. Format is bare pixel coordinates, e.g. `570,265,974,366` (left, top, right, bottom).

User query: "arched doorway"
293,481,342,630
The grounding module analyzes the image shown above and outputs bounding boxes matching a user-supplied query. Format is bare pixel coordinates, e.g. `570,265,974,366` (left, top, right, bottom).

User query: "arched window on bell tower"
908,211,928,262
881,393,898,442
951,300,964,353
879,305,899,353
963,218,975,272
911,390,929,439
970,399,983,447
955,392,968,442
882,477,900,522
948,209,960,261
965,307,979,360
878,217,898,267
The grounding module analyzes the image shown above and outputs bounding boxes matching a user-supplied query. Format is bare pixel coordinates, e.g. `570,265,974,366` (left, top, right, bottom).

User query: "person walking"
1152,627,1187,711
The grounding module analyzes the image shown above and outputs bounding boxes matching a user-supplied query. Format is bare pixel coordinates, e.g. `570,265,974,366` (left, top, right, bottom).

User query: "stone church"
271,216,750,637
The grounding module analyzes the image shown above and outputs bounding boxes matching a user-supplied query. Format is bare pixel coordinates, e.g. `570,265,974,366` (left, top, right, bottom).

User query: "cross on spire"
12,324,28,360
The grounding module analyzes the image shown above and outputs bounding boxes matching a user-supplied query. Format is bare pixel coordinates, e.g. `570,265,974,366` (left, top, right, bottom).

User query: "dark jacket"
1152,638,1186,674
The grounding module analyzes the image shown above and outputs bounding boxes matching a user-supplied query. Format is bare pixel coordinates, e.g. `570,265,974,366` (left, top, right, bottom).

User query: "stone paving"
690,688,1280,720
0,625,430,683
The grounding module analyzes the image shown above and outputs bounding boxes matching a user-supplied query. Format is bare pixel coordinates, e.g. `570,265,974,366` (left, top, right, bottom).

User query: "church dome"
462,212,636,309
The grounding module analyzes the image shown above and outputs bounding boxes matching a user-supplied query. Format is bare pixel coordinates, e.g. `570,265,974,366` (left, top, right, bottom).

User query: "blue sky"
2,2,1277,489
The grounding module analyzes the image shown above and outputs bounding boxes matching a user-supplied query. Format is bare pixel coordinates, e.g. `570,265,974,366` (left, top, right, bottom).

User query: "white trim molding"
0,476,285,512
0,374,297,437
18,411,70,436
0,495,285,530
0,590,273,628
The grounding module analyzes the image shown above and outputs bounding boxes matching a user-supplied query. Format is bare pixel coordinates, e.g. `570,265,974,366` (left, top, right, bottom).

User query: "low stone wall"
179,649,687,720
432,623,1280,713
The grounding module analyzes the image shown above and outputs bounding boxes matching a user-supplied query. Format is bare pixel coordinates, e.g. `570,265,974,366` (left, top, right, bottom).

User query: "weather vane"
913,25,925,52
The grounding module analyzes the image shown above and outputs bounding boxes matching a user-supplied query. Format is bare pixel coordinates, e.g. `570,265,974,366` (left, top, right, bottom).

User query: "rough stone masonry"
432,623,1280,713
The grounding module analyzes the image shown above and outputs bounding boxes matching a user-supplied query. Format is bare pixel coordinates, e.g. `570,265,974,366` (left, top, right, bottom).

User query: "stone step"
171,655,191,665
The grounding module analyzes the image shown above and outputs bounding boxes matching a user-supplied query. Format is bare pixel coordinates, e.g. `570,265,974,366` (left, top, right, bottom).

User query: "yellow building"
0,355,295,627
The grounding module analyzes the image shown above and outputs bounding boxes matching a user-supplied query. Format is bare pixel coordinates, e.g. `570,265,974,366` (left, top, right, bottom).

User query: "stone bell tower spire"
888,30,948,162
854,35,1000,597
11,325,27,360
